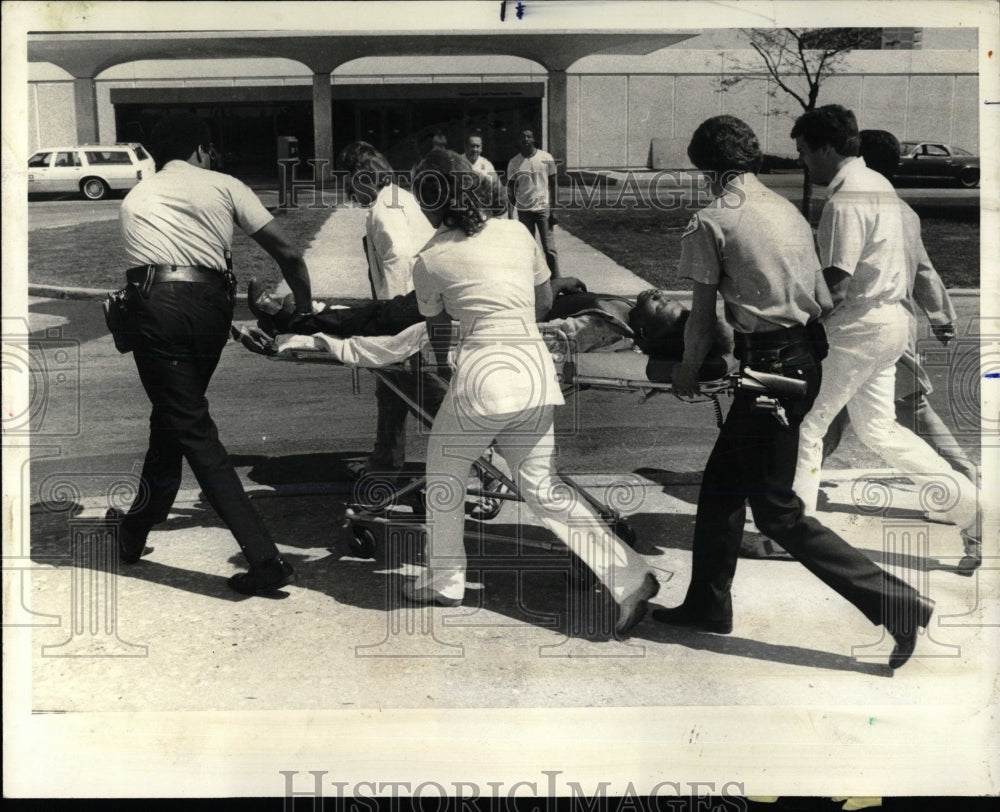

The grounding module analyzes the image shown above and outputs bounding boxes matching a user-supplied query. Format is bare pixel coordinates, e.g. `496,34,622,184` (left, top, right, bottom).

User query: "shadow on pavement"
636,620,889,677
29,500,257,603
28,470,895,672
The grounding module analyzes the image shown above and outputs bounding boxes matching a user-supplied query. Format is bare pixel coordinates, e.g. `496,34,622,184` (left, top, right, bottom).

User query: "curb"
29,284,109,300
28,283,981,302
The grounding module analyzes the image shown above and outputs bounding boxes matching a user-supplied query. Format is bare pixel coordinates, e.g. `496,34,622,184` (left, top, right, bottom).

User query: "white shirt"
817,157,908,317
120,160,272,269
413,218,563,415
364,184,435,299
507,149,557,212
468,155,496,178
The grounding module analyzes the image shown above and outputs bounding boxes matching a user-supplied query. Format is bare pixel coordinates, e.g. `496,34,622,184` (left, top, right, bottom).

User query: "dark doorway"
116,101,313,186
114,83,543,186
335,94,542,173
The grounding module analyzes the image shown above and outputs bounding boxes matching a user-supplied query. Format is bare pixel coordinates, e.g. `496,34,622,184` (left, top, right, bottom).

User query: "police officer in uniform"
110,112,314,595
651,115,933,669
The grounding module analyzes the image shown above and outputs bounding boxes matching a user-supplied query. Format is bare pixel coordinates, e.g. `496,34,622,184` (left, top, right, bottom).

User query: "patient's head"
629,288,734,363
629,289,689,356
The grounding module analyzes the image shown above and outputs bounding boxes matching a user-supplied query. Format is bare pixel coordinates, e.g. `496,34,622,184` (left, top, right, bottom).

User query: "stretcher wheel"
349,525,378,559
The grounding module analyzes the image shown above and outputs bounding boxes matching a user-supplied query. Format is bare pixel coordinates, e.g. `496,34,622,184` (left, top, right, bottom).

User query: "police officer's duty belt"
126,264,226,286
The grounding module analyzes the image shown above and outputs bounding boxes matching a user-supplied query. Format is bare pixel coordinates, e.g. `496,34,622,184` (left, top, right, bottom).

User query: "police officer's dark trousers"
123,279,281,566
683,336,921,628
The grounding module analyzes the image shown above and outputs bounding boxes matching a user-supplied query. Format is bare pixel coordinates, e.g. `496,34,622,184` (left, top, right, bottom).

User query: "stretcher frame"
266,328,743,562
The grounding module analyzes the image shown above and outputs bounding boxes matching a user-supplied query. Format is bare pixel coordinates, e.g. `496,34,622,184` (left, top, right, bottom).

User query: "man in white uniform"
791,105,980,573
821,129,979,491
506,128,561,277
651,115,933,669
337,141,439,476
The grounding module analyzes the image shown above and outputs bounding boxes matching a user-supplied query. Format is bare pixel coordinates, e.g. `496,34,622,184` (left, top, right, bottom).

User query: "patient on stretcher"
236,283,734,382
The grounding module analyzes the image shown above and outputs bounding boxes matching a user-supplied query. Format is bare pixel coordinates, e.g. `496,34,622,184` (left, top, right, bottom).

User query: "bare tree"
721,28,881,216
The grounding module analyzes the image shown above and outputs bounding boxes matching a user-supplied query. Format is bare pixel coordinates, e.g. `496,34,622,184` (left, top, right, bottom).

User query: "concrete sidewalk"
275,202,651,300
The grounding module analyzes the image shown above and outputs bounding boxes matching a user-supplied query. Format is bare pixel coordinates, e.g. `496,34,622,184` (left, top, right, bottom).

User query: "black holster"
223,249,237,308
102,286,134,354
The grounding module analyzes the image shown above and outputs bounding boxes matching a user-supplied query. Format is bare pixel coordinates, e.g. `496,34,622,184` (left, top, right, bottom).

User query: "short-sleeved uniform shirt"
365,184,436,300
507,149,556,212
413,217,563,415
469,155,496,179
680,173,822,334
120,160,273,268
816,156,908,325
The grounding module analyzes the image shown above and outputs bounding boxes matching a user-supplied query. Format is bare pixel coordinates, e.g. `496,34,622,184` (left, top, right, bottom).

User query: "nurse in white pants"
791,105,980,573
404,149,659,635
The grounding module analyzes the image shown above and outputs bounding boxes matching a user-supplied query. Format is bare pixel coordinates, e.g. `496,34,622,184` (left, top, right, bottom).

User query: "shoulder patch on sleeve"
681,214,701,238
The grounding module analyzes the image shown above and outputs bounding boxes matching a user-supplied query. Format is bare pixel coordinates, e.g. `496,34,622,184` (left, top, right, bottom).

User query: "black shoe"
105,508,150,564
228,556,294,595
650,603,733,634
888,595,935,670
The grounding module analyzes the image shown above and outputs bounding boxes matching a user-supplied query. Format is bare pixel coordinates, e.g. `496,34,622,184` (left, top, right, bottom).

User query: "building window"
882,28,923,49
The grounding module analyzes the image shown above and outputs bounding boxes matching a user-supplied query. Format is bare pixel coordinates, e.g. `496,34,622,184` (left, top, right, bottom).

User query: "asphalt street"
7,186,997,797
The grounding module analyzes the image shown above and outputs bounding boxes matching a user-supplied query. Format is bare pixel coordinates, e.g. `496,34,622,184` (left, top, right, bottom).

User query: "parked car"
896,141,979,188
27,143,156,200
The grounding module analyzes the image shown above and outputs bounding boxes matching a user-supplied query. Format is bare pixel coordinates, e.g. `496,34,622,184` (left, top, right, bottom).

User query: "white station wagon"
27,143,156,200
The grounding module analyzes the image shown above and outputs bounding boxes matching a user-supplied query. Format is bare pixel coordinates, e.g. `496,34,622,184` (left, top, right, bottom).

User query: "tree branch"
791,29,816,100
753,39,808,110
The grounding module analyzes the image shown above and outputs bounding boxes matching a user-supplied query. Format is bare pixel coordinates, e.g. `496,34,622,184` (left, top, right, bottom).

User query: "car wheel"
958,168,979,189
81,177,109,200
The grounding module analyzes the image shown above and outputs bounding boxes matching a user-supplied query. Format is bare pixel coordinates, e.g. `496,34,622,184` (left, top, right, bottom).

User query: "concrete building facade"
26,27,978,180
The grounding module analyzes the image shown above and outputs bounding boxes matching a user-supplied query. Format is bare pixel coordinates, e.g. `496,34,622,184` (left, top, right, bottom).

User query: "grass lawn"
557,200,981,291
28,206,332,290
29,193,979,292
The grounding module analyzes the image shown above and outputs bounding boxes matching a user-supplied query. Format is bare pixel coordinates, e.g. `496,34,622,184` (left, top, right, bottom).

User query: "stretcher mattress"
268,323,733,385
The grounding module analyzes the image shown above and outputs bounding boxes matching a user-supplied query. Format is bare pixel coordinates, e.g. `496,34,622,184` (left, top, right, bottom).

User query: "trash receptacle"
277,136,299,162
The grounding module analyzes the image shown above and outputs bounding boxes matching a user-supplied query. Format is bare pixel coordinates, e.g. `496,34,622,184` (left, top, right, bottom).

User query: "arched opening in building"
113,82,543,184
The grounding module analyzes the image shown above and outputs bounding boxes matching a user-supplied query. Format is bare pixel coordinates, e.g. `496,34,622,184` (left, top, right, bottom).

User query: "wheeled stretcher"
241,320,805,563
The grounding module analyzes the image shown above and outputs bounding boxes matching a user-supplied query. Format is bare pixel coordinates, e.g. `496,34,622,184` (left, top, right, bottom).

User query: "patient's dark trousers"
124,280,280,566
682,339,920,629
